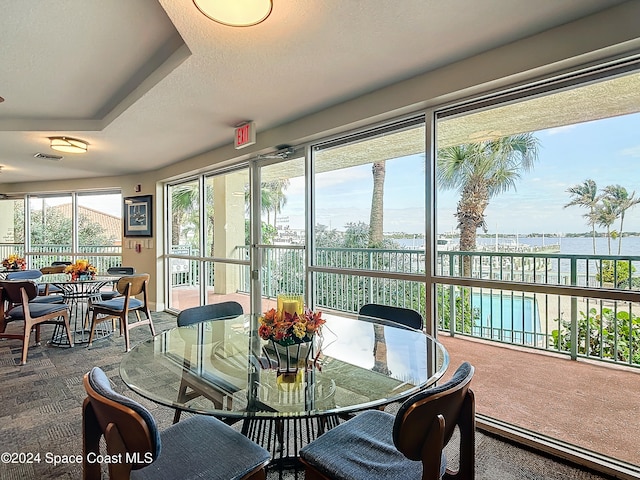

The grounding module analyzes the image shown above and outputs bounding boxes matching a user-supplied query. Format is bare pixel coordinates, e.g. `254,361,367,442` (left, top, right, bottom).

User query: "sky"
275,110,640,237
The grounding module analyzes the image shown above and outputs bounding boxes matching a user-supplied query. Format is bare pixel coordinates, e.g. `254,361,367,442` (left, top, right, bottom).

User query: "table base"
241,414,342,480
49,325,113,346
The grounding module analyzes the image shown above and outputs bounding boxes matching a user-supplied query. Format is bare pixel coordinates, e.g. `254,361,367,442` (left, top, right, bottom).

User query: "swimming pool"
471,292,542,345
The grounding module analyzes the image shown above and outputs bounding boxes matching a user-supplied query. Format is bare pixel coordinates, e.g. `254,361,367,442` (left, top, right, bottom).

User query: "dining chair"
82,366,270,480
176,300,243,327
299,362,475,480
38,265,66,298
6,269,64,304
87,273,156,352
100,266,137,301
6,269,42,280
358,303,424,330
0,280,73,364
173,300,244,423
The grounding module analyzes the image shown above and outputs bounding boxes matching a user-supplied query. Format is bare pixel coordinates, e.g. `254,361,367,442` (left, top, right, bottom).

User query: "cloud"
619,146,640,158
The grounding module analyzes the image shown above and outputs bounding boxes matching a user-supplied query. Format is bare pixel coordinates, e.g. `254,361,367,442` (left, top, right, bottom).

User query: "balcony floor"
439,334,640,467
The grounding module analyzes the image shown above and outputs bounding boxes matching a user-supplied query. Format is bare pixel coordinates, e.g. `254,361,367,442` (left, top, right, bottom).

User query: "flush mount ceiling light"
193,0,272,27
49,136,88,154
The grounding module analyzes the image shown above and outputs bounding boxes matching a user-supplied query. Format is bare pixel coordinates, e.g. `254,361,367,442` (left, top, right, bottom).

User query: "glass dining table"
39,273,121,345
120,312,449,474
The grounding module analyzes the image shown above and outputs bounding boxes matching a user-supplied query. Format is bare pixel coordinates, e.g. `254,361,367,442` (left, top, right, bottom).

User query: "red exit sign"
234,121,256,149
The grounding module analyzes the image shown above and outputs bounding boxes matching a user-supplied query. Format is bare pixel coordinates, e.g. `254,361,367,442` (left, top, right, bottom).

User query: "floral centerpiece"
259,304,325,374
64,259,97,280
258,306,325,346
2,254,26,270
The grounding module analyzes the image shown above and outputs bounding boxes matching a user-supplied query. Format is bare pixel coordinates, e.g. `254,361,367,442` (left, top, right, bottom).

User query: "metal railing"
1,244,122,273
169,244,640,368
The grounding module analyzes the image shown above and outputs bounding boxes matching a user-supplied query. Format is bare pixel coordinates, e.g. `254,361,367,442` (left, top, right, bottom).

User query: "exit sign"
234,121,256,149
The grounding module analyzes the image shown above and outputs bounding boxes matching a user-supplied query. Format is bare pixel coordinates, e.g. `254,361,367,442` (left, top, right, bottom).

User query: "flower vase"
268,338,313,375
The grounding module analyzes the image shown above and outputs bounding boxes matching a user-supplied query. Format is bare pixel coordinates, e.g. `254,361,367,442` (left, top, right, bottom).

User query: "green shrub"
551,307,640,365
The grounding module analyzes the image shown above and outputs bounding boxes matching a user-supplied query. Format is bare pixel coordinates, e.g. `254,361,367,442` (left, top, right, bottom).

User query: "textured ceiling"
0,0,630,185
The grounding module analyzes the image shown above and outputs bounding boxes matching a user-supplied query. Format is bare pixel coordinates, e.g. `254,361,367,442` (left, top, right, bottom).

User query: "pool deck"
440,333,640,468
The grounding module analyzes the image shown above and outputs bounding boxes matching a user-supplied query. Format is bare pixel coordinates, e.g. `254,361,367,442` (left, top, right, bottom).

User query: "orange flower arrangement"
258,307,325,346
64,259,97,280
2,254,26,270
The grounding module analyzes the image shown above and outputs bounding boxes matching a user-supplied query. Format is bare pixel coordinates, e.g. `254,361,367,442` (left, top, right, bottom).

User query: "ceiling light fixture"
49,136,88,154
193,0,272,27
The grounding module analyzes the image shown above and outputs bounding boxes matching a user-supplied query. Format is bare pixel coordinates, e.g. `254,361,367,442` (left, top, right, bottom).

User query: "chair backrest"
0,280,38,305
177,301,244,327
6,269,43,281
107,266,136,275
115,273,149,297
393,362,475,478
358,303,424,330
83,367,161,469
51,261,72,266
40,265,67,274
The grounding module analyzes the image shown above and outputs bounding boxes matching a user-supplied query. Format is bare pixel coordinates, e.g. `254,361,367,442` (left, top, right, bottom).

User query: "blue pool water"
471,292,541,345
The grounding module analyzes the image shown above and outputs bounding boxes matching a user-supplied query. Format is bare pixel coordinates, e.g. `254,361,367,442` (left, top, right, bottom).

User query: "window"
434,65,640,468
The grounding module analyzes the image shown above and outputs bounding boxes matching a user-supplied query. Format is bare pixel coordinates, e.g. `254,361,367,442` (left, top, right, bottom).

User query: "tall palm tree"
602,184,640,255
369,161,386,248
594,200,617,255
437,134,540,265
369,160,390,375
564,179,600,254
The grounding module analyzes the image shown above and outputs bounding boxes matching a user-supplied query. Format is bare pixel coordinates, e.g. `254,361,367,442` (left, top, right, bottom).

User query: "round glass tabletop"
120,312,449,419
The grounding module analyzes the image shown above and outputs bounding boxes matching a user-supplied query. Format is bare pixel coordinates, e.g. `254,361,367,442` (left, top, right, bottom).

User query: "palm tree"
564,179,600,254
437,134,540,273
369,161,386,248
594,200,617,255
601,184,640,255
170,183,199,248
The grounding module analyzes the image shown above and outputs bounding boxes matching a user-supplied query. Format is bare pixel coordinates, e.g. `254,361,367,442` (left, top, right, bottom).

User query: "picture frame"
123,195,152,237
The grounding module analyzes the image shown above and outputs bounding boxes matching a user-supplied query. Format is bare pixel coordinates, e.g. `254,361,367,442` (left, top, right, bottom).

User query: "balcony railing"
167,244,640,368
0,244,122,274
236,246,640,368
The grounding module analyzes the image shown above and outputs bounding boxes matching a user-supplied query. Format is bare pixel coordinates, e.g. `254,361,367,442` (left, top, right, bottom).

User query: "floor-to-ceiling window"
167,168,250,311
434,63,640,469
0,191,122,270
309,117,426,315
0,197,25,262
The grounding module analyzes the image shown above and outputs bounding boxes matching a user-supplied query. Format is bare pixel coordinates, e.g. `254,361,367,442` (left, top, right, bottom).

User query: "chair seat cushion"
130,415,270,480
100,291,121,301
92,297,143,311
300,410,446,480
7,302,67,320
31,295,65,304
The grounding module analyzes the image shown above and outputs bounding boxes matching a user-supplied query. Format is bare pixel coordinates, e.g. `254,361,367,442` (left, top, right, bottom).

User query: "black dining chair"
300,362,475,480
82,367,270,480
358,303,424,330
172,301,244,423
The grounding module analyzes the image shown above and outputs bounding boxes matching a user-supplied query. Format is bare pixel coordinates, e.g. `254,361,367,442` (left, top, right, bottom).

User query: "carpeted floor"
0,311,614,479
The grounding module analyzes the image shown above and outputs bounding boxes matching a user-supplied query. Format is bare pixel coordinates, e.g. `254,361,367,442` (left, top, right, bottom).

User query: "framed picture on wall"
124,195,152,237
